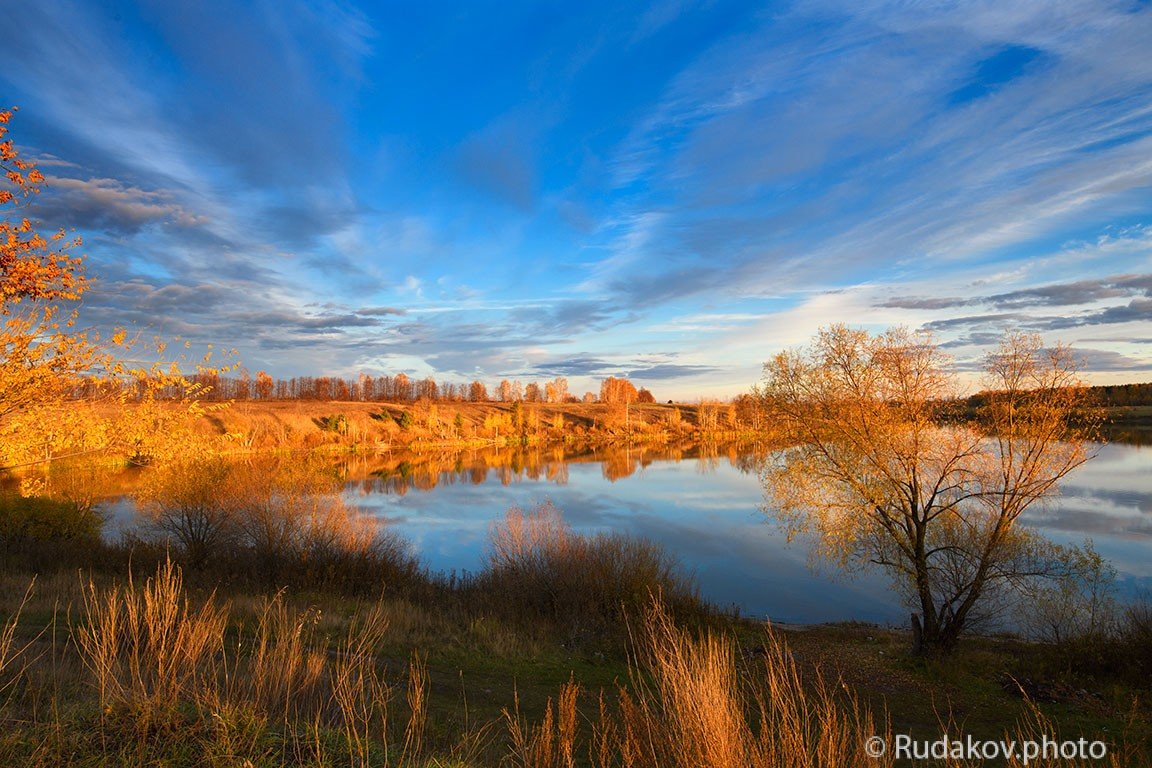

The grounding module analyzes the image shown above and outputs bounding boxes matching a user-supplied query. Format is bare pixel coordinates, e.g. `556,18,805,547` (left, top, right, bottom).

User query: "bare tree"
756,325,1099,654
136,458,237,569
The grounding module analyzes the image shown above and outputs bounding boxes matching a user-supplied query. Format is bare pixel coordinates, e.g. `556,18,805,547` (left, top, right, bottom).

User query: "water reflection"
1020,441,1152,595
338,442,750,496
336,442,897,624
337,439,1152,624
43,437,1152,625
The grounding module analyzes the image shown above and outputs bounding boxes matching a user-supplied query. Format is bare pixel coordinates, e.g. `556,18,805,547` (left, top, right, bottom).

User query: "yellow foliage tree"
757,325,1099,654
0,108,95,467
0,109,228,474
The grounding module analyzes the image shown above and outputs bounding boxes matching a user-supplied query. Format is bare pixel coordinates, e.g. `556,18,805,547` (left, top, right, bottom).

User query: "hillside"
186,399,756,451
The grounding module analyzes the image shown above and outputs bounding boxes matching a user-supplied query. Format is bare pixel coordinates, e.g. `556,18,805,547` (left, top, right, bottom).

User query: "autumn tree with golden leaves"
599,376,638,405
544,376,568,403
0,109,96,466
469,379,488,402
1,110,227,473
757,325,1098,654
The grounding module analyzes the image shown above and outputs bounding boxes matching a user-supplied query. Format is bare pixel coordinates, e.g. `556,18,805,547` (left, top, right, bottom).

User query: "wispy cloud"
3,1,1150,393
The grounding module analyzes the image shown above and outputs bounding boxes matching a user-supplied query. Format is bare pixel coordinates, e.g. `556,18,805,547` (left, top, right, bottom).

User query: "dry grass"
55,558,446,766
75,559,228,718
507,601,1138,768
0,558,1143,766
607,602,887,768
0,579,37,707
240,593,327,720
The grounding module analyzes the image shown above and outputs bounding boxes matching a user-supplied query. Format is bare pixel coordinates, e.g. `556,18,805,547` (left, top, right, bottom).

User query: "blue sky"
3,0,1151,398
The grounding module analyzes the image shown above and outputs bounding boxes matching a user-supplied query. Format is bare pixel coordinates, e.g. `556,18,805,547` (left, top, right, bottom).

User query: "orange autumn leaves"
0,108,94,443
0,109,86,309
1,110,234,473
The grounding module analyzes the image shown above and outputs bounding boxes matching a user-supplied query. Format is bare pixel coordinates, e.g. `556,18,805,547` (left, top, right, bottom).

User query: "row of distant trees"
116,371,660,405
964,382,1152,409
1085,382,1152,407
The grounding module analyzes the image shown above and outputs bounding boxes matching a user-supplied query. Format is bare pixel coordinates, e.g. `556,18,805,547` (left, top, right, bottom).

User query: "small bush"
473,502,700,640
315,414,348,434
0,492,104,569
0,492,102,547
135,457,237,569
133,457,427,596
1112,598,1152,681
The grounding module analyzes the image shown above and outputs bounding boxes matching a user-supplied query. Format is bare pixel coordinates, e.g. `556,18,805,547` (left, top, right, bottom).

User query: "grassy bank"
124,398,1152,456
1,563,1149,766
13,396,1147,474
131,399,762,454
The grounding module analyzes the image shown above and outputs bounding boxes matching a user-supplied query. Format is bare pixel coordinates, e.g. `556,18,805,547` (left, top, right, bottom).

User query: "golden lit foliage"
599,376,638,405
0,110,85,306
0,108,93,437
0,110,232,473
758,325,1098,653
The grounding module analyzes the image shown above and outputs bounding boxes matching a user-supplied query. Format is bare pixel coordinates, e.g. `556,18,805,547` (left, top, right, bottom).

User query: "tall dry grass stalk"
638,605,750,768
995,699,1129,768
331,604,390,768
0,580,37,707
402,651,429,762
74,558,227,716
507,600,892,768
241,593,326,721
504,679,580,768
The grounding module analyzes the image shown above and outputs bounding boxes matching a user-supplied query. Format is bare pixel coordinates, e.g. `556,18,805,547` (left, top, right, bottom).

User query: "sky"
2,0,1151,399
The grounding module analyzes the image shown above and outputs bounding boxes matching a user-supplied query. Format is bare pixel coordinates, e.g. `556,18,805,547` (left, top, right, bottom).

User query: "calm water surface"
336,440,1152,625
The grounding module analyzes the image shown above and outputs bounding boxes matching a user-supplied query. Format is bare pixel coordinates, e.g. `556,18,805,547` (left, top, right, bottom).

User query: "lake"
332,439,1152,626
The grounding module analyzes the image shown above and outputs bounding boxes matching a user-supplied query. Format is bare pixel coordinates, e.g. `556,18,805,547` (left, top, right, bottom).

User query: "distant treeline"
1086,382,1152,407
76,370,661,405
963,382,1152,409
